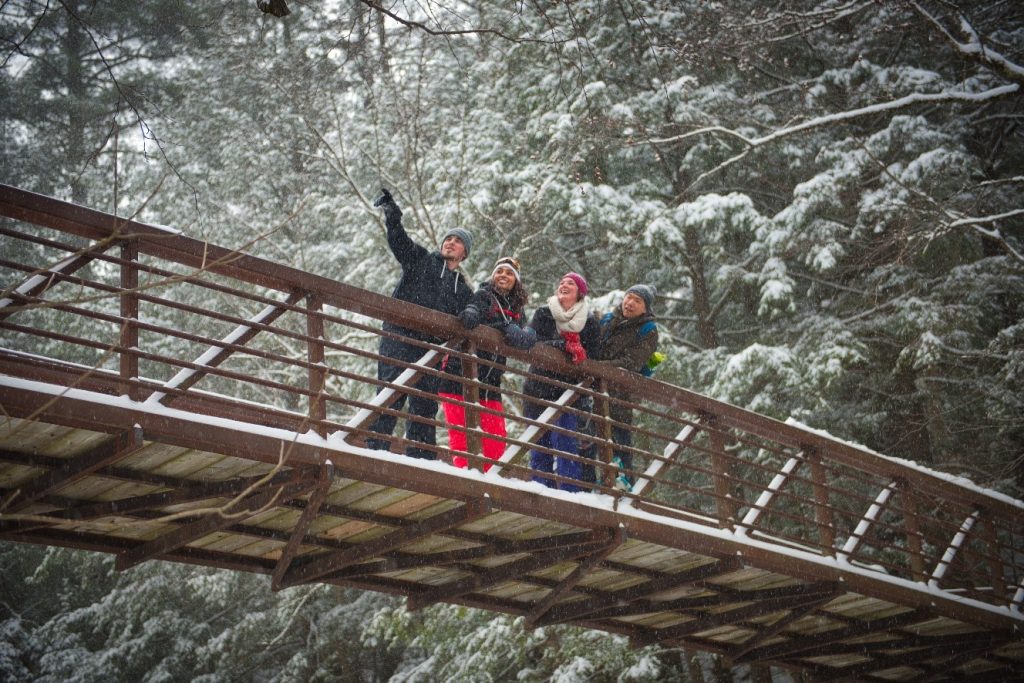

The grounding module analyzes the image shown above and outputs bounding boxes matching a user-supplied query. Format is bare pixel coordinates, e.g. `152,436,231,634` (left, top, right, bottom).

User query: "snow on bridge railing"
1,182,1023,614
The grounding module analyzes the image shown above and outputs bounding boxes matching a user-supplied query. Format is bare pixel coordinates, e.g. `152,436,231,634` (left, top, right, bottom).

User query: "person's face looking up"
556,277,580,309
492,266,516,293
441,235,466,265
621,292,647,319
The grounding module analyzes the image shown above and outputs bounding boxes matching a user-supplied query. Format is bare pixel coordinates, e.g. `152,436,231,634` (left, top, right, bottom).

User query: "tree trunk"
63,4,88,205
683,224,719,349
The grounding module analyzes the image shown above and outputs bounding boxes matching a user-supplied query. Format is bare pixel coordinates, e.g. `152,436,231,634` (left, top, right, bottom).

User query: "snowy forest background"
1,1,1022,681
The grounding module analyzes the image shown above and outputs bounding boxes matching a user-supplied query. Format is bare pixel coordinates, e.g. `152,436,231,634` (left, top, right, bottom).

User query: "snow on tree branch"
643,84,1019,149
726,0,875,47
638,84,1019,193
910,1,1024,86
358,0,565,45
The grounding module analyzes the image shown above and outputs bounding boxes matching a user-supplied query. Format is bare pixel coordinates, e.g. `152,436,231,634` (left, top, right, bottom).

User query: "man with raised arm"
366,188,473,460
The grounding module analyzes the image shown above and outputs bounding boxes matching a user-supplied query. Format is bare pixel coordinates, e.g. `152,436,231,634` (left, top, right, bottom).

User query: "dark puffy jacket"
380,212,472,348
439,283,526,400
522,305,601,404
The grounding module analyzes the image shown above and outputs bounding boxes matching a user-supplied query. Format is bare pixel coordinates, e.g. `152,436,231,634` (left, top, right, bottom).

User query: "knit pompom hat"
562,271,588,298
626,283,657,313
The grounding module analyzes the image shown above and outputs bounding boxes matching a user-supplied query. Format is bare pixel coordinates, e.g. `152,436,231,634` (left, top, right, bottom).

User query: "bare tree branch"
357,0,566,45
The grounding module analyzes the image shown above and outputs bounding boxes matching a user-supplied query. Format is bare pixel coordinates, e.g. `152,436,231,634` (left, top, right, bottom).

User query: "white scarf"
547,295,589,333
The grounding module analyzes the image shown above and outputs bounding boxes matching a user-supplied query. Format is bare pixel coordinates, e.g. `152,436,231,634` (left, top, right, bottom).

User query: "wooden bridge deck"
1,184,1022,681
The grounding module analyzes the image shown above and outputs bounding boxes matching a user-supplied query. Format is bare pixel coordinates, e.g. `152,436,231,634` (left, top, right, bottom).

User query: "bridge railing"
1,183,1022,615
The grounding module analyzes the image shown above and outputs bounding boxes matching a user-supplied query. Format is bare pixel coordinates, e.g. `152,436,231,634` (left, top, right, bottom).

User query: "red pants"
439,392,506,471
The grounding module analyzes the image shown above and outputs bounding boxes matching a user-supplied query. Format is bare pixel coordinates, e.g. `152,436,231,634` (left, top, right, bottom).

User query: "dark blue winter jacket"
380,212,472,354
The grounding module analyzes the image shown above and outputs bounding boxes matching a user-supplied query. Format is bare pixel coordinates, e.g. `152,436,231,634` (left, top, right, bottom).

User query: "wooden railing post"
707,415,736,529
306,292,326,434
119,240,139,400
594,378,613,489
980,511,1007,601
899,478,926,582
462,341,482,469
807,448,835,557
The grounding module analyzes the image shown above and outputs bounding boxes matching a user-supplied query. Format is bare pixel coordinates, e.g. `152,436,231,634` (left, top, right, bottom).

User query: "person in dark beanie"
593,283,659,490
366,188,473,460
438,256,536,471
523,272,600,492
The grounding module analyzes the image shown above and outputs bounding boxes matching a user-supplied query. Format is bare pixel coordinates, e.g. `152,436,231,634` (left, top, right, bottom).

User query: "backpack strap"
638,320,657,338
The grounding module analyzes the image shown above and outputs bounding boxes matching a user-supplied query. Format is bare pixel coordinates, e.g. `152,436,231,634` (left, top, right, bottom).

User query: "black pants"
366,339,439,460
578,413,634,485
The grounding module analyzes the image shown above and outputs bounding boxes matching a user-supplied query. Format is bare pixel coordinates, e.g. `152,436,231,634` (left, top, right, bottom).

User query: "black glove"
458,307,480,329
544,338,566,351
504,324,537,350
373,188,402,221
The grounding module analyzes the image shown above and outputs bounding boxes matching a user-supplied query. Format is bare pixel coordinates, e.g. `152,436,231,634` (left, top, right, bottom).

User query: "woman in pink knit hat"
522,272,600,492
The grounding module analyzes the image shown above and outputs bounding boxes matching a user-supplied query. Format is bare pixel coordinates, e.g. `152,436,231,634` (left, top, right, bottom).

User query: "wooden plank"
739,608,932,662
0,470,299,532
278,498,492,588
827,632,1011,680
406,530,617,611
10,427,145,511
632,587,843,648
115,470,315,570
590,581,839,621
532,557,742,627
729,591,843,663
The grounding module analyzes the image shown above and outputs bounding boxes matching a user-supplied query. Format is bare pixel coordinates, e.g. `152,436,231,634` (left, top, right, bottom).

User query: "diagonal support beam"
736,453,804,536
730,590,842,663
10,427,145,512
271,462,335,590
837,480,898,562
407,529,617,612
146,290,305,406
342,344,449,443
115,469,315,571
0,248,107,322
524,527,626,629
279,497,492,588
628,422,700,500
488,383,586,475
929,508,981,588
